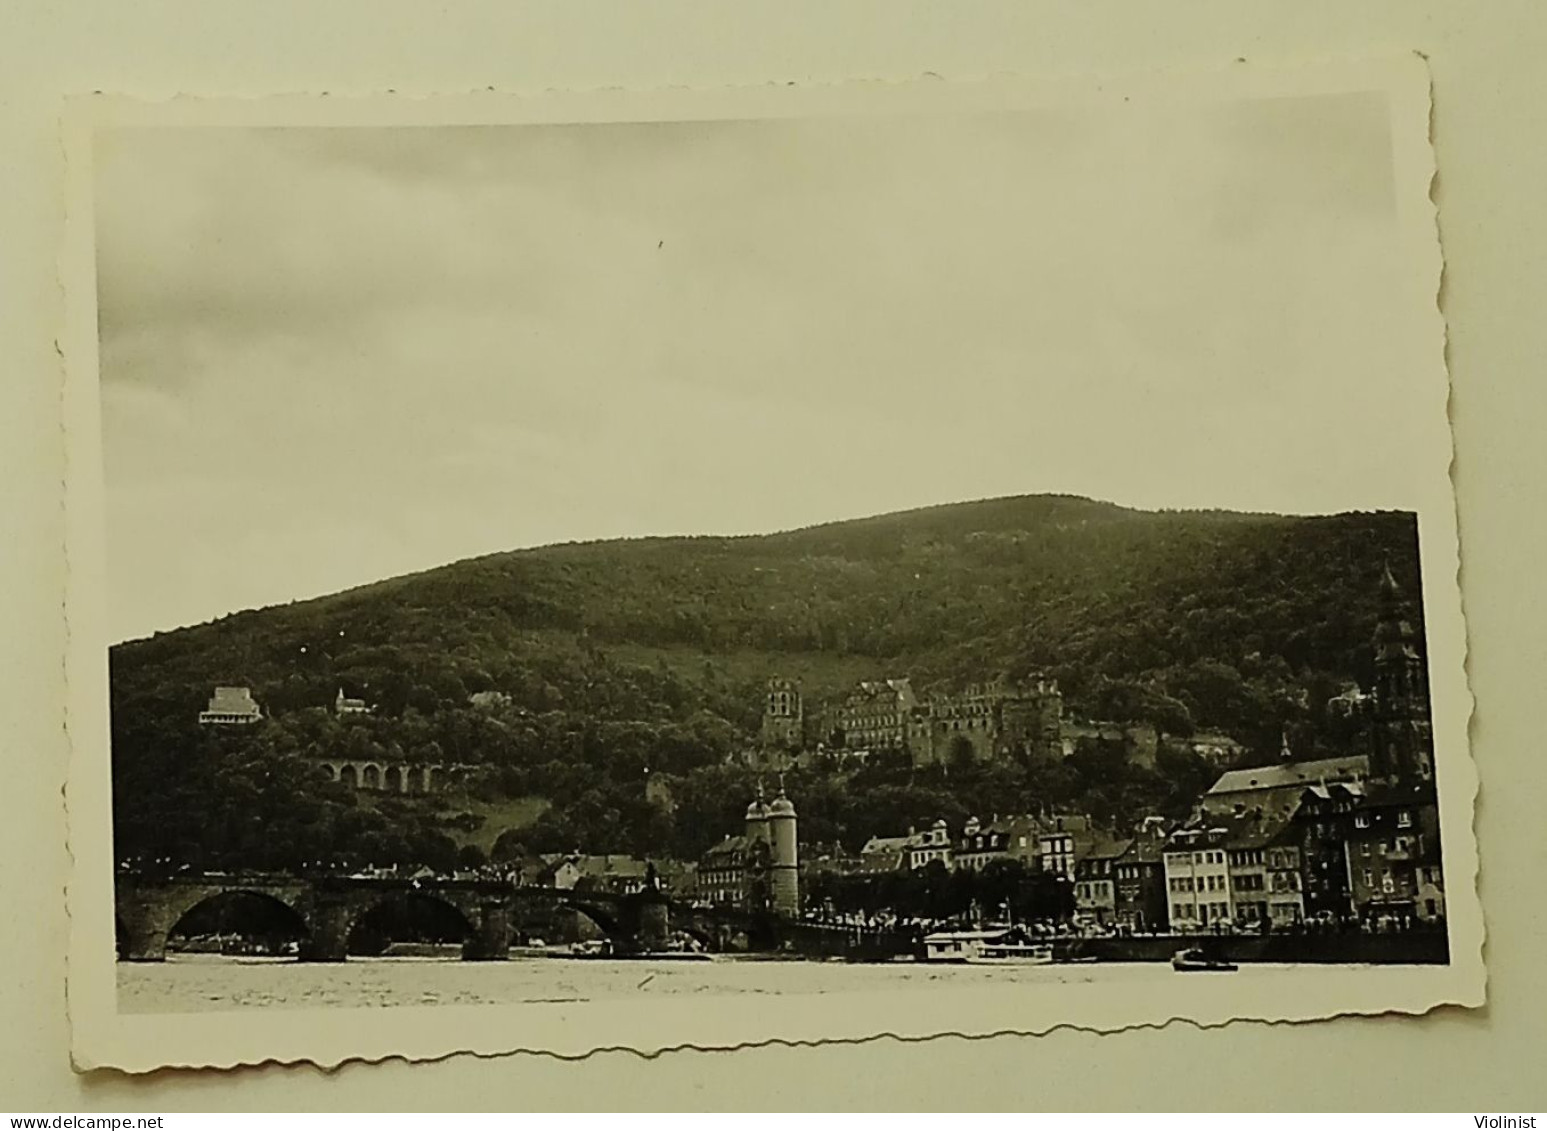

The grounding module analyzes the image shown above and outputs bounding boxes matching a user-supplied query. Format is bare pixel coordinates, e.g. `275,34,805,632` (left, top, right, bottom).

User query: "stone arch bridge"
114,873,754,962
315,760,470,795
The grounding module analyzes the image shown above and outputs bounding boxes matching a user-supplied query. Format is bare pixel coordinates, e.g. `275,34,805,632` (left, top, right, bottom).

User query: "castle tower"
1033,676,1065,760
997,673,1065,762
759,677,804,750
766,781,799,918
644,767,677,815
1370,561,1434,784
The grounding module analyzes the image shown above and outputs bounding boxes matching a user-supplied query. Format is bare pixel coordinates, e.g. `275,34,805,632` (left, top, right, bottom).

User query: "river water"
117,953,1318,1013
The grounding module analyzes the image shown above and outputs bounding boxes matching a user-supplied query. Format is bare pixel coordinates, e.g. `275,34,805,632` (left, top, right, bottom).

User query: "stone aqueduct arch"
114,878,676,963
318,760,448,795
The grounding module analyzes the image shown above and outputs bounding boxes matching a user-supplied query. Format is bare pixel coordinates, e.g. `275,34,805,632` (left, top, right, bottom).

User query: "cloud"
94,95,1414,641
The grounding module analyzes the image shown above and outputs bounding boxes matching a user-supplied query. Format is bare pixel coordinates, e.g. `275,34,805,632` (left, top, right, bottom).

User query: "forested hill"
107,495,1427,870
113,495,1423,749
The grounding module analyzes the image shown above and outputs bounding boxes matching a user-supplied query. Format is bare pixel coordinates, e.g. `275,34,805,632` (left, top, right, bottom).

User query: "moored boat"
561,938,716,961
1171,946,1238,972
924,927,1055,965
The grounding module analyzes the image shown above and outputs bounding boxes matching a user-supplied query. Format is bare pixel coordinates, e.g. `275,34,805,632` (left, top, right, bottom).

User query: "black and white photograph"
62,59,1481,1069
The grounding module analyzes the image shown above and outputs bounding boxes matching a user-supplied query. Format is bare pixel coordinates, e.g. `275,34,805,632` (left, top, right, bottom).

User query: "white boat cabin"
923,928,1054,965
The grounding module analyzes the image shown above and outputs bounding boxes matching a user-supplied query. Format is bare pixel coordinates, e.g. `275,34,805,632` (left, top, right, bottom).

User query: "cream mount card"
62,55,1482,1072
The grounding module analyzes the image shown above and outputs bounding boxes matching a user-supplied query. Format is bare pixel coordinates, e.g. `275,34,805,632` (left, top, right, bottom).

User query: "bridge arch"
562,899,624,938
116,884,311,962
166,889,310,958
504,887,631,944
345,889,476,956
339,763,360,789
359,762,383,790
671,920,717,951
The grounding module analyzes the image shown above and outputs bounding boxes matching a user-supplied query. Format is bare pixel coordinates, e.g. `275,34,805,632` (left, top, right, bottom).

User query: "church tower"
1369,561,1434,784
766,780,800,918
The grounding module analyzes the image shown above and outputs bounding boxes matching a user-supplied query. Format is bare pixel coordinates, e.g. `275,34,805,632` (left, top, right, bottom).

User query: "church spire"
1369,551,1433,784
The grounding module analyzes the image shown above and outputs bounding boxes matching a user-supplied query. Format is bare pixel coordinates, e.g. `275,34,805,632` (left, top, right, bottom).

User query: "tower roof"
746,780,770,820
1374,556,1422,653
768,776,796,817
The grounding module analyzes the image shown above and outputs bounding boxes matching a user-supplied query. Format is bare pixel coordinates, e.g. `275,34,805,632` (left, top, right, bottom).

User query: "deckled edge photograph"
60,55,1483,1073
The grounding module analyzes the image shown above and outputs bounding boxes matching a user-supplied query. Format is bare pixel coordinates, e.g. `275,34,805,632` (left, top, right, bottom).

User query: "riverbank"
162,931,1449,966
1062,931,1448,965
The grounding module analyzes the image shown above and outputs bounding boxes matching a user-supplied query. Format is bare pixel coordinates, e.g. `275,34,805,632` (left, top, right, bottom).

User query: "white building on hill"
199,686,263,726
334,688,370,715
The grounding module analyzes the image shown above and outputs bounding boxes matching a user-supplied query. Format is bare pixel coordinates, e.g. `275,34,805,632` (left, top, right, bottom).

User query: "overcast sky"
96,93,1416,643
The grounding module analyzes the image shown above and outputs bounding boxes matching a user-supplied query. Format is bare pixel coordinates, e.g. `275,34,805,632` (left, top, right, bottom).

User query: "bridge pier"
634,895,671,952
118,920,169,962
463,901,512,961
114,891,179,962
299,898,352,962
